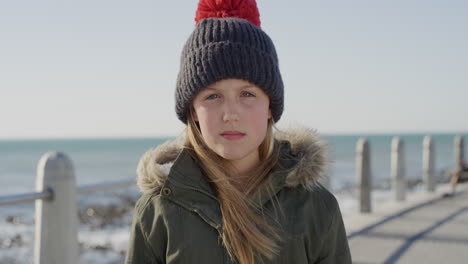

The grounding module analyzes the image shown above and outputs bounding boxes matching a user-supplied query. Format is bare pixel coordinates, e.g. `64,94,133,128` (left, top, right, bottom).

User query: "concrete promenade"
344,183,468,264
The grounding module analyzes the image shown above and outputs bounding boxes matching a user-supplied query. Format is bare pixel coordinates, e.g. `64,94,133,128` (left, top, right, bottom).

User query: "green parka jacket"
125,127,352,263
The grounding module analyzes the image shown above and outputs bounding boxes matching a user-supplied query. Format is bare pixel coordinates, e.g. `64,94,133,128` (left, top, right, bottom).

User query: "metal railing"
0,151,134,264
0,180,136,206
0,188,53,206
77,179,135,194
1,134,465,264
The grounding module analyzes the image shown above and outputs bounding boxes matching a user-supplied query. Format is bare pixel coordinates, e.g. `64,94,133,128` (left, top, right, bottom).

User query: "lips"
221,131,246,140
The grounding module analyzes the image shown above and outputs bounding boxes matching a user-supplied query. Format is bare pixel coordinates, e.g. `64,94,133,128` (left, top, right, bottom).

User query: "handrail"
0,178,135,206
77,178,135,194
0,188,53,206
1,135,463,264
0,172,136,264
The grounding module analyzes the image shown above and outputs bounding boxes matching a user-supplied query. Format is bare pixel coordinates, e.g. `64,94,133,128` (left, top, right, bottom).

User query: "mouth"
220,131,246,140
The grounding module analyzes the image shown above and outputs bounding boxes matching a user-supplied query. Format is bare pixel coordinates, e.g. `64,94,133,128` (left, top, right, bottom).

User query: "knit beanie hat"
175,0,284,124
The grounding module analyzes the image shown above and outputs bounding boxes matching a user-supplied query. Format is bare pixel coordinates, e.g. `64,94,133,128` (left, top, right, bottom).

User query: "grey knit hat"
175,0,284,124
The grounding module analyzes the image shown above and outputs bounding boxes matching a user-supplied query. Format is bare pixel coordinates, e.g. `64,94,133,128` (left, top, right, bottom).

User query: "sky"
1,0,467,139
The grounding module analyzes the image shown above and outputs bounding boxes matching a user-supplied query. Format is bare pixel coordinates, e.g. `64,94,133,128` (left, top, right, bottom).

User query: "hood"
136,126,329,194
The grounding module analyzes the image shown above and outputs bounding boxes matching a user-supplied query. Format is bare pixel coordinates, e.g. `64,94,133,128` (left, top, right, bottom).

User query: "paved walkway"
345,184,468,264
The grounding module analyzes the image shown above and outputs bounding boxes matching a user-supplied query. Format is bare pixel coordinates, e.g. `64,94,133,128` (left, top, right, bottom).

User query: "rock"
6,216,21,225
0,234,23,249
77,193,137,228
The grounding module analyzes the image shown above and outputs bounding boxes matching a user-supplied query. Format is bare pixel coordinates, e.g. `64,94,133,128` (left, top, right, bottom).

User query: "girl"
125,0,351,263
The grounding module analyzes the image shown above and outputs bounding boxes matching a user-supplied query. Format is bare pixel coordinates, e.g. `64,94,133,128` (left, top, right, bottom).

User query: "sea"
0,133,464,263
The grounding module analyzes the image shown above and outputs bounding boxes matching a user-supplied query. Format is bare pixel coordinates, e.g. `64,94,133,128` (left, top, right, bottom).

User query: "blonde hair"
184,110,282,264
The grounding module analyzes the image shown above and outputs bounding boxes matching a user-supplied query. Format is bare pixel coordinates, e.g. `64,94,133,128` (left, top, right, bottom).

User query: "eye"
206,94,220,100
241,91,255,97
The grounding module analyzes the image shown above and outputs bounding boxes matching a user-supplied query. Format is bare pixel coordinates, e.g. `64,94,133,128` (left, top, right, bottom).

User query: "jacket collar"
136,126,329,228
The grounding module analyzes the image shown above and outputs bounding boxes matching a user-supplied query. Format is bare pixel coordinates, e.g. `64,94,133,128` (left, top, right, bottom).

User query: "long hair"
184,110,282,264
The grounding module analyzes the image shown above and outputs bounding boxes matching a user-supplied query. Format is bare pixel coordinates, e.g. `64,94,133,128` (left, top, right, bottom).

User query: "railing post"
356,138,371,213
391,137,406,201
423,136,436,192
34,152,78,264
454,135,464,170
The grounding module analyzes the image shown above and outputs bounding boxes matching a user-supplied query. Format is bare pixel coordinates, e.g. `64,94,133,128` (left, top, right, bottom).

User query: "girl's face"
192,79,271,163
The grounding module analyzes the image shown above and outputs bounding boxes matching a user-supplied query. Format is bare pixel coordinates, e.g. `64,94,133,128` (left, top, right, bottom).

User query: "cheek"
194,108,218,138
246,106,270,138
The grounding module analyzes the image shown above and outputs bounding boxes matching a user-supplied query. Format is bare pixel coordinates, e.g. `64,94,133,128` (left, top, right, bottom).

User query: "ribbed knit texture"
175,17,284,124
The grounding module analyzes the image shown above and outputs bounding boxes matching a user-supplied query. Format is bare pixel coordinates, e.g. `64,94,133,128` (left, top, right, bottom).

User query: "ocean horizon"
0,132,464,195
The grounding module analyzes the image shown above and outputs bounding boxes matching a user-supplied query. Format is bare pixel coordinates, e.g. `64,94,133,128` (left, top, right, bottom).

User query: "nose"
222,100,240,122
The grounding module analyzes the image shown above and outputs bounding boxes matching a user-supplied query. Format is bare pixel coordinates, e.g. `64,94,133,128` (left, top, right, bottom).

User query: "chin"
217,151,246,161
215,147,249,161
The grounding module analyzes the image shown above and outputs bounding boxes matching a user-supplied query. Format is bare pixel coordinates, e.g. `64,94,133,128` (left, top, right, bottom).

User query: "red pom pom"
195,0,261,27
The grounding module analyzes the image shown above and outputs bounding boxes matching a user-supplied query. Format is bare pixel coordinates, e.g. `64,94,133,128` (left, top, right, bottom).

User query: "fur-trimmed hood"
136,126,329,194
